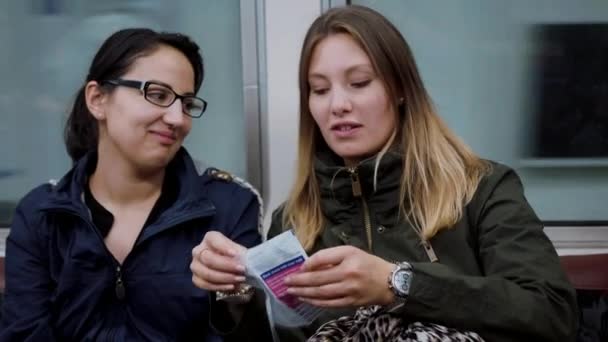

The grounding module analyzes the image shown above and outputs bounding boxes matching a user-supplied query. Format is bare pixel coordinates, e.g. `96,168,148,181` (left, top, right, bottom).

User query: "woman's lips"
331,124,362,138
151,131,177,145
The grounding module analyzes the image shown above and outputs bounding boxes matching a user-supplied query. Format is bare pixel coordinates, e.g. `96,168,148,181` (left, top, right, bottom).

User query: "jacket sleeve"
223,188,262,249
210,205,292,341
403,168,578,342
208,186,274,340
0,202,57,341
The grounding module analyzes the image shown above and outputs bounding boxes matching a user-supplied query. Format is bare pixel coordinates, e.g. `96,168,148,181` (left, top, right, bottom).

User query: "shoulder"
200,168,261,204
270,203,286,222
175,150,256,201
267,203,287,239
474,160,524,202
9,182,57,244
467,160,534,225
200,167,264,229
14,182,56,217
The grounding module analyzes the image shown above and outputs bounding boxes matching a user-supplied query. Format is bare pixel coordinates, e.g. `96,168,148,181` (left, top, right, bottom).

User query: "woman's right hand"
190,231,247,291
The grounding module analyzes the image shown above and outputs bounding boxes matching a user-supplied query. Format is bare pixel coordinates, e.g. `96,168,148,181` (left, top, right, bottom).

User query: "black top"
84,171,179,238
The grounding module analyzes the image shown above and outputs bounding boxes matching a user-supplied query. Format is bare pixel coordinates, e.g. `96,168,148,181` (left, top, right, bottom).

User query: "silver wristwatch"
388,261,413,301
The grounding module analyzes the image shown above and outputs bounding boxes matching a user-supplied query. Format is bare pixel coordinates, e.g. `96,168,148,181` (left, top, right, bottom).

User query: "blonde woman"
191,5,577,341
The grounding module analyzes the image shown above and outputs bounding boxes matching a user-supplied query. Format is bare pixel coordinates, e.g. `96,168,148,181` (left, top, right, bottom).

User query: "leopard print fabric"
308,305,485,342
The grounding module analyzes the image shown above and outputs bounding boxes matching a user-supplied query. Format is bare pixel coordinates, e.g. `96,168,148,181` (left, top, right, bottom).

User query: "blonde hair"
285,5,490,250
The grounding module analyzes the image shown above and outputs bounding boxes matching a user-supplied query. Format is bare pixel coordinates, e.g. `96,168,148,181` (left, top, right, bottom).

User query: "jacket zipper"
80,206,128,301
348,167,373,252
115,266,125,300
346,167,439,262
422,239,438,262
44,205,213,301
47,207,124,295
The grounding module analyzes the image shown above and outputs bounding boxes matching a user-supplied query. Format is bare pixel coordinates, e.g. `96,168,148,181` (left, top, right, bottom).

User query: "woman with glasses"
0,28,262,341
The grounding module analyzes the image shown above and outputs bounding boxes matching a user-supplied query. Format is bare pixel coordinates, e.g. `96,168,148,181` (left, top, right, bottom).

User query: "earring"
398,98,406,115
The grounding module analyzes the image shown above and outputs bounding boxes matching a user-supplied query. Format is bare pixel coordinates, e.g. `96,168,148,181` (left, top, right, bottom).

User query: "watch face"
393,269,411,296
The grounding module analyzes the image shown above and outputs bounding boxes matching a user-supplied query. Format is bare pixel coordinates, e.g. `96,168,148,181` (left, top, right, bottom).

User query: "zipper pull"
349,168,362,197
422,240,439,262
115,266,126,300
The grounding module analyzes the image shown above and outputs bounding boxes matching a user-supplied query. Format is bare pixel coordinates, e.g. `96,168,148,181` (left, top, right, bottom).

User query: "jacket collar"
41,148,214,221
314,147,403,226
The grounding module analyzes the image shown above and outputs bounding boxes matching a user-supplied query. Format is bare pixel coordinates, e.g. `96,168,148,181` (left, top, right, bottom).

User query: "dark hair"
64,28,204,162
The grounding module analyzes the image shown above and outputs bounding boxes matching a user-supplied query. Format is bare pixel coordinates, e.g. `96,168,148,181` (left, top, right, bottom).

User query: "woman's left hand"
284,245,396,308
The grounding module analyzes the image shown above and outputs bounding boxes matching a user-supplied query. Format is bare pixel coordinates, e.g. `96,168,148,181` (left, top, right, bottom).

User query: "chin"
141,150,176,169
332,146,368,160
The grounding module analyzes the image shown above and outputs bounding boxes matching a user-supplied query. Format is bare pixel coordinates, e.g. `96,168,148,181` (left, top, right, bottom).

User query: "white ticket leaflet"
242,230,324,328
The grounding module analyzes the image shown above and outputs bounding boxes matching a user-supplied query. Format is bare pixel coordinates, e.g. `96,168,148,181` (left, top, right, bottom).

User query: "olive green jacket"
264,151,577,342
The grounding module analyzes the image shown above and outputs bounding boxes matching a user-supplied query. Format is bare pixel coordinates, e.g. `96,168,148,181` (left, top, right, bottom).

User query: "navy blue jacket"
0,149,262,341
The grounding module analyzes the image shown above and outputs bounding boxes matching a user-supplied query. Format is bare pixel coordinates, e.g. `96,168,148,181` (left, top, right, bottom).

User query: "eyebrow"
148,79,195,96
308,63,375,80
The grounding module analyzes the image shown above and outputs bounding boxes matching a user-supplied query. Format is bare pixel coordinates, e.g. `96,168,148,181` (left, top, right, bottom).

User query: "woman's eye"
351,80,371,88
148,91,170,101
311,88,329,95
185,102,202,111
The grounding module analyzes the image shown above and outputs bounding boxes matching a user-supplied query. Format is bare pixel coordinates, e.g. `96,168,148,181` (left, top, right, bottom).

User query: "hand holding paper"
242,230,324,327
284,245,395,308
190,231,247,292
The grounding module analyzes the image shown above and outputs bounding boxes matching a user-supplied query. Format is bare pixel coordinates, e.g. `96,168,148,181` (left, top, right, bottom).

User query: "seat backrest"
0,257,4,319
0,257,4,294
560,254,608,291
560,254,608,341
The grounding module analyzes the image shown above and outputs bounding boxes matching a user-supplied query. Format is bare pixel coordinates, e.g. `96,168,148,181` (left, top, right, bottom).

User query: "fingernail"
286,288,294,294
236,264,245,272
284,276,291,284
235,276,246,282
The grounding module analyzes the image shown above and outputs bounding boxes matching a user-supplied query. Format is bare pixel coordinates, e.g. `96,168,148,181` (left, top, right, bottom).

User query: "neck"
343,158,360,168
89,146,165,207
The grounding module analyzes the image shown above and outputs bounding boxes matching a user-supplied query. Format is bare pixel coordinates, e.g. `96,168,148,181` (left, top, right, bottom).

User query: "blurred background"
354,0,608,226
1,0,607,253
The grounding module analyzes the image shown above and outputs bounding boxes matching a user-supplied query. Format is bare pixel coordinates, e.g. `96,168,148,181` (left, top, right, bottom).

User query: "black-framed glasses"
103,79,207,118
